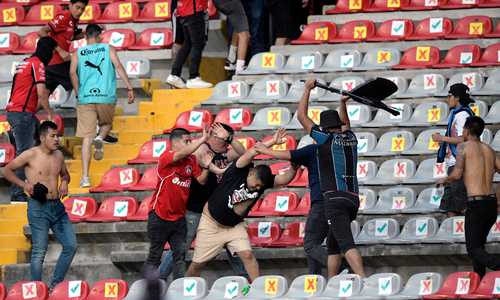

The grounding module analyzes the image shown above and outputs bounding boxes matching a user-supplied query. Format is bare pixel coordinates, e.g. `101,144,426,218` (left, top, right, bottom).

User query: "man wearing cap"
255,79,366,278
432,83,475,217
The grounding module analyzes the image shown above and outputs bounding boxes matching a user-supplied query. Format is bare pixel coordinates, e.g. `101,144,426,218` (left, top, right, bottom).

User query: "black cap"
33,37,57,66
449,83,474,105
320,110,343,129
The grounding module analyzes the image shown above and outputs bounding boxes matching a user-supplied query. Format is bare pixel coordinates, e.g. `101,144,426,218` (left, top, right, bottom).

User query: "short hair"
217,122,234,136
464,116,485,137
71,0,89,5
254,164,275,191
85,24,103,38
39,121,58,136
169,128,191,141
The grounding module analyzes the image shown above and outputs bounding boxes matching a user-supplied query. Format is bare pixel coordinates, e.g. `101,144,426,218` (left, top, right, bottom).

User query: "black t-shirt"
208,163,264,227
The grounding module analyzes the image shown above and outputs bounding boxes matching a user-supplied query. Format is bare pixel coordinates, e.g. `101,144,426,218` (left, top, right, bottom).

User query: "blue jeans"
6,112,38,202
242,0,269,56
28,198,77,289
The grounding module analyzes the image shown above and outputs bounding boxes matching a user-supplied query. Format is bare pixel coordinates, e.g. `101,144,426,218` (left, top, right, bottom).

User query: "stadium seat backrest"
358,218,400,241
424,272,479,298
403,0,446,9
432,216,466,242
0,143,15,167
35,113,64,135
165,110,213,133
376,159,416,182
325,0,369,13
356,47,401,70
122,279,167,300
297,135,315,149
207,80,250,103
78,3,101,23
0,87,9,109
13,32,39,54
468,271,500,297
248,221,281,247
373,130,415,153
408,158,447,183
246,275,288,298
369,103,412,125
90,168,140,193
445,72,484,94
399,272,442,297
121,58,151,78
0,32,19,54
256,134,297,159
403,74,446,97
288,167,309,187
436,44,481,67
370,19,414,40
441,0,481,8
377,186,416,211
214,108,252,130
321,274,362,297
319,49,363,71
137,1,171,22
98,1,139,23
410,17,453,39
63,197,97,222
128,139,170,164
165,277,207,300
20,3,62,25
279,51,324,72
127,195,153,221
242,107,291,130
284,275,326,297
255,191,299,216
289,192,310,215
0,4,24,26
398,216,439,240
6,281,48,300
355,132,377,155
285,106,327,129
408,102,448,125
273,221,305,246
450,16,492,37
86,196,138,222
233,135,256,151
472,43,500,66
204,276,248,299
394,46,440,68
383,76,408,97
366,0,410,10
243,77,287,103
291,21,336,44
336,20,375,41
406,128,446,154
358,188,377,212
50,280,90,300
321,76,366,101
356,160,377,183
129,167,158,191
87,279,128,300
241,52,286,74
101,29,136,50
359,273,402,296
2,0,40,5
282,80,326,102
130,28,173,50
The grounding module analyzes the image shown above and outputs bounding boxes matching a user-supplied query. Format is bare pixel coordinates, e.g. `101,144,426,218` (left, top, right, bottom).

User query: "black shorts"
266,0,293,39
440,166,467,213
45,62,72,93
213,0,249,33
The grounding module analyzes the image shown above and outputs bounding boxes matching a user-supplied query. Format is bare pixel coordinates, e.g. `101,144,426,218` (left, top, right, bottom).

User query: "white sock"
236,59,245,72
228,45,237,63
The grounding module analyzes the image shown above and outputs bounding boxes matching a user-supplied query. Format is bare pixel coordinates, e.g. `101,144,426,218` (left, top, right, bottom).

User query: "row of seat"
326,0,499,13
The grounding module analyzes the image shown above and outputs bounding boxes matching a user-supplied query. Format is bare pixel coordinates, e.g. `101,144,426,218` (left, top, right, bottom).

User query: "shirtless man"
438,116,500,277
3,121,76,289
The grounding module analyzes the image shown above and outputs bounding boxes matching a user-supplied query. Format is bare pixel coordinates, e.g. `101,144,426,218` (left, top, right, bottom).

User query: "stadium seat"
280,79,326,103
0,86,9,110
316,49,363,72
364,186,416,214
233,135,256,151
470,99,488,118
354,132,377,156
213,108,252,130
288,193,311,216
365,103,412,127
491,130,500,151
97,1,139,23
393,46,440,69
0,283,4,300
471,43,500,66
381,76,408,98
479,0,500,6
348,104,373,127
126,195,152,221
487,217,500,242
271,221,305,247
476,70,500,95
280,275,326,297
368,159,416,185
90,167,140,193
480,128,492,144
484,101,500,124
333,20,376,42
365,0,410,11
358,188,377,213
63,197,97,223
354,47,401,70
406,158,446,184
440,0,481,9
297,135,314,149
48,85,70,108
356,160,377,184
402,102,449,126
0,4,24,26
288,167,309,187
129,28,172,50
423,272,480,299
239,52,286,75
364,130,414,156
19,3,62,25
129,167,157,191
76,2,100,23
398,74,446,98
239,77,287,104
276,51,324,74
349,273,402,299
325,0,369,13
0,62,15,83
368,19,414,41
203,80,250,105
122,279,167,300
250,191,299,216
403,128,445,155
407,17,453,40
460,271,500,299
242,107,291,131
203,276,248,300
247,199,262,217
244,275,288,299
317,76,366,102
357,218,400,244
437,72,484,96
387,273,443,299
50,280,90,300
386,217,439,244
128,139,170,164
5,281,48,300
314,274,363,299
101,29,136,50
447,16,492,39
85,196,138,222
0,32,19,54
35,113,64,135
87,279,128,300
0,143,14,167
291,21,336,44
284,106,327,130
1,0,40,5
255,134,296,160
423,216,466,244
135,1,171,22
163,109,213,133
12,31,38,54
402,0,445,10
248,221,281,247
434,44,481,68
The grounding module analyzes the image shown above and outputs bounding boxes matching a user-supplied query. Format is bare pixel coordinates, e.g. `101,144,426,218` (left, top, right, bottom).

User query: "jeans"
465,197,500,277
171,12,207,79
158,210,248,279
144,211,187,280
28,198,77,289
6,112,38,202
304,200,328,274
242,0,270,56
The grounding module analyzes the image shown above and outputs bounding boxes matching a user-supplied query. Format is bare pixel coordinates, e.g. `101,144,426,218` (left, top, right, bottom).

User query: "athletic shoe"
103,134,118,144
166,74,186,89
93,137,104,161
186,77,213,89
224,59,236,71
80,176,91,188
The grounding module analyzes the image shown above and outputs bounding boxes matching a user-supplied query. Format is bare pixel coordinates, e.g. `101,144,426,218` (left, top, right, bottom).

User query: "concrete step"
66,159,123,175
0,249,29,266
113,115,155,132
0,203,27,219
0,220,27,234
116,131,154,145
68,173,104,190
72,144,140,160
0,235,30,250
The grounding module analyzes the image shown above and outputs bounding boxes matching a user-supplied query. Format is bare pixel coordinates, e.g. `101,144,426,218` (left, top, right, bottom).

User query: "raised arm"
172,128,210,163
339,95,351,131
236,128,287,168
274,164,299,187
195,151,214,185
109,46,134,104
3,150,35,195
297,79,316,134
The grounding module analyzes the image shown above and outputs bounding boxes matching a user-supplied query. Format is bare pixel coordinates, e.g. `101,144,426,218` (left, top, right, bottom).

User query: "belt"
466,195,496,202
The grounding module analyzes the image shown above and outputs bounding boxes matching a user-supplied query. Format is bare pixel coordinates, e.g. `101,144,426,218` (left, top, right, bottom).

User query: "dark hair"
217,122,234,135
34,37,57,66
85,23,103,38
464,116,485,137
70,0,89,5
35,121,58,145
170,128,191,141
254,165,275,191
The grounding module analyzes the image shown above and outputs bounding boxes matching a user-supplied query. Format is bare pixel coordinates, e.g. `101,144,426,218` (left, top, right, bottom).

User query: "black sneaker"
224,59,236,71
103,135,118,144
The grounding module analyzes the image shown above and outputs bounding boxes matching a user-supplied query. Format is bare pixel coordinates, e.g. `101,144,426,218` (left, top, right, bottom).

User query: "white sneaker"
166,74,186,89
186,77,213,89
80,176,91,188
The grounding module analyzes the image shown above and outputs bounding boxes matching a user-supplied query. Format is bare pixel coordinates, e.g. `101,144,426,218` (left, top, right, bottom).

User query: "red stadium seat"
247,199,262,217
214,108,253,131
423,272,480,299
0,4,24,26
19,3,62,25
402,0,446,10
63,197,98,222
69,38,86,52
1,0,40,6
129,28,172,50
128,139,170,164
440,0,481,9
78,2,101,24
333,20,375,43
291,22,336,45
100,29,136,50
233,135,256,151
247,222,281,247
135,1,171,22
12,32,38,54
35,113,64,135
478,0,500,6
471,43,500,66
434,44,481,68
460,271,500,299
250,191,300,217
208,0,218,19
90,167,140,193
270,222,305,247
407,17,453,40
270,162,293,176
368,19,414,41
85,196,138,222
0,32,19,54
6,281,48,300
447,16,492,39
0,115,10,134
163,109,213,133
127,194,153,221
392,46,440,69
255,134,297,160
0,282,5,300
49,280,90,300
365,0,410,11
87,279,128,300
0,143,15,167
325,0,369,13
97,1,139,23
288,193,311,216
288,168,308,187
129,167,158,191
485,22,500,37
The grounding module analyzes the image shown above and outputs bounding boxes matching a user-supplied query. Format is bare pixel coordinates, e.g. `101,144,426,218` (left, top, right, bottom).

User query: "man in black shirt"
185,128,298,281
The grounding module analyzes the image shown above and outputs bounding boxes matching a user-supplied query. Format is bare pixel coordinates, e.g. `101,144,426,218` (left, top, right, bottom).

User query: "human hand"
302,0,309,7
201,126,210,142
127,89,135,104
199,151,214,169
212,122,230,140
436,177,447,186
432,133,443,143
304,79,316,91
253,142,268,153
59,181,68,198
341,95,350,103
24,182,34,196
271,128,287,145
